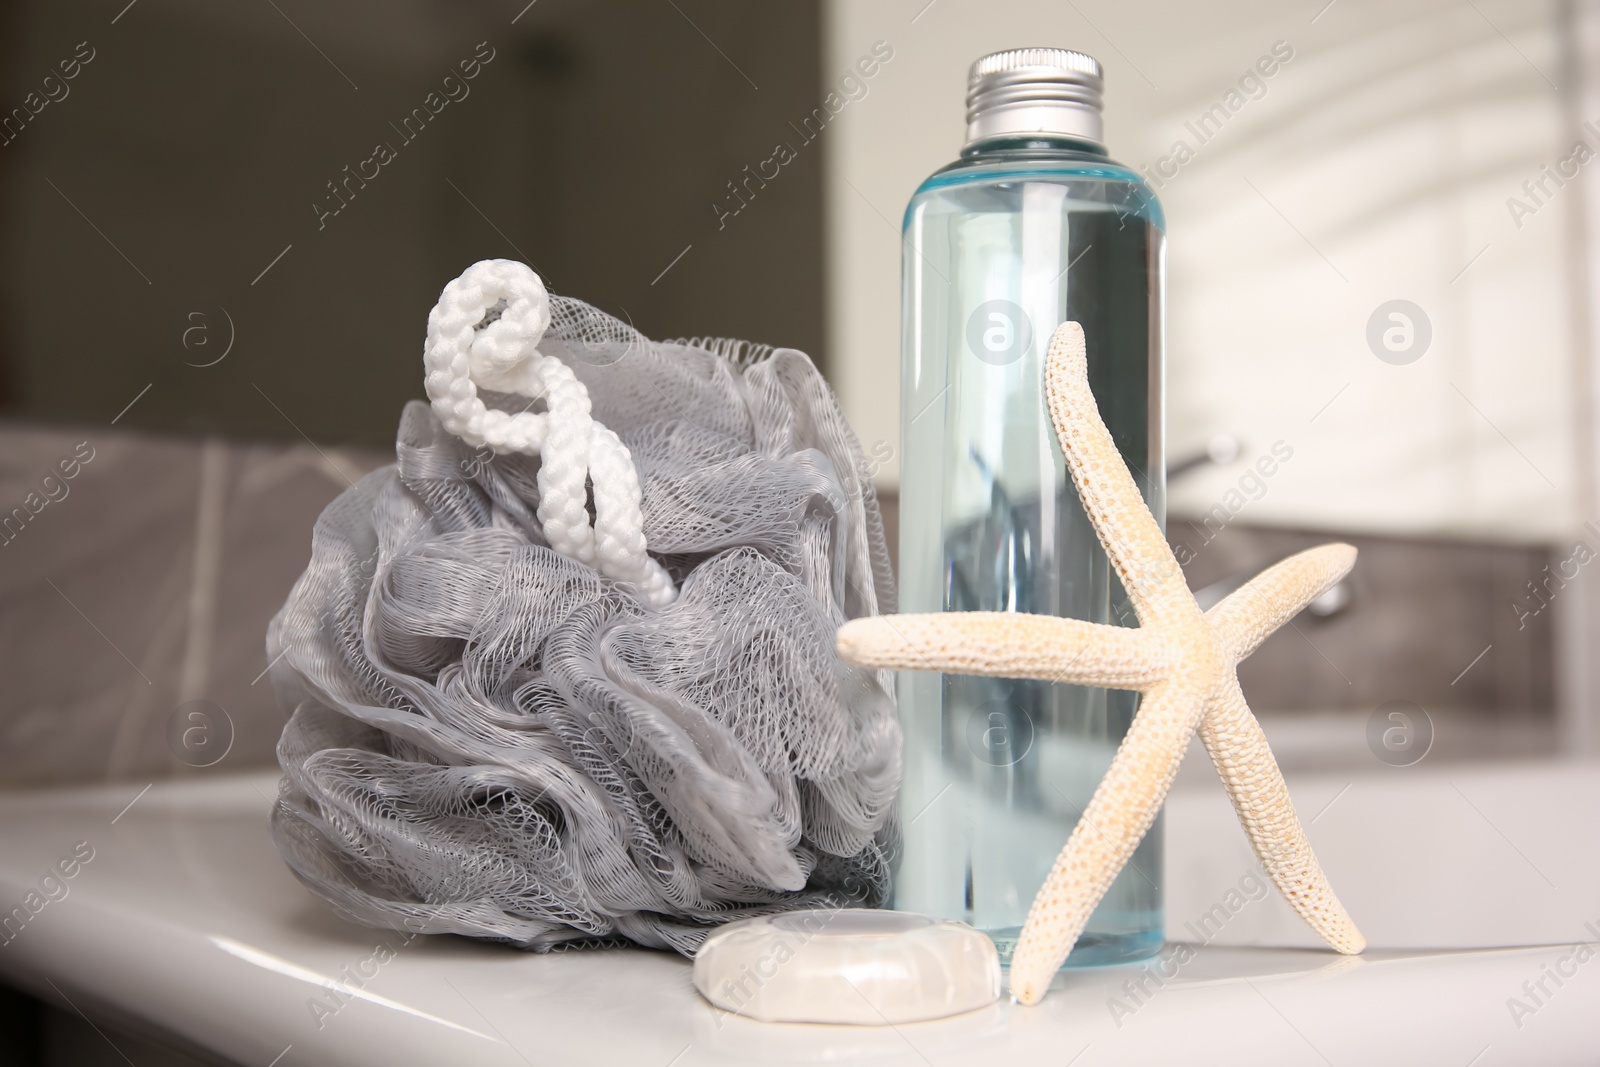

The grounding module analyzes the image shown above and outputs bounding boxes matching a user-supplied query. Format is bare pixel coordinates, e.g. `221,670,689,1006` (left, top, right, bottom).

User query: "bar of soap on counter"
693,909,1001,1025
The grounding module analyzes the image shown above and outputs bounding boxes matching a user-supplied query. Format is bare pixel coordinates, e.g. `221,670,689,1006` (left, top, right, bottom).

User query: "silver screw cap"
965,47,1104,148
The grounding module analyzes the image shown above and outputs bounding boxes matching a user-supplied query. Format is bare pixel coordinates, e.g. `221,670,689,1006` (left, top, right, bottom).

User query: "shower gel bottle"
896,48,1165,965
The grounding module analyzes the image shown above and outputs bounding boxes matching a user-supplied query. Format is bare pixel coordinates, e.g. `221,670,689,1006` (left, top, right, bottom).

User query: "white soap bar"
693,909,1001,1025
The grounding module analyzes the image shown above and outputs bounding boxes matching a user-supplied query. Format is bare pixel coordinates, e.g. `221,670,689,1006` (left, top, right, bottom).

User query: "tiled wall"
0,424,1555,790
877,492,1557,718
0,421,386,787
1171,521,1555,717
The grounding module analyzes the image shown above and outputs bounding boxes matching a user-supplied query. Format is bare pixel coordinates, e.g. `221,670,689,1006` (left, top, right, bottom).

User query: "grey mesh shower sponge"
265,279,900,954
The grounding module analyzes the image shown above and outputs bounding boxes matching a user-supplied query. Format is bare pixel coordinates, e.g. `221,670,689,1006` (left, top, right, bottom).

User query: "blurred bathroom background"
0,0,1592,794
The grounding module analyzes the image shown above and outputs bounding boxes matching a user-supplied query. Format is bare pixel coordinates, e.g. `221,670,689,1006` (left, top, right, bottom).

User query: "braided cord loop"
423,259,675,606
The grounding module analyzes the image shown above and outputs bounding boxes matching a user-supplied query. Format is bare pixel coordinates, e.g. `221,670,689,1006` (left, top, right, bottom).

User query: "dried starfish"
836,321,1365,1006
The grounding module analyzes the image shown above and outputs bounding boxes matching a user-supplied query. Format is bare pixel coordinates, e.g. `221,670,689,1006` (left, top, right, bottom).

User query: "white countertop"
0,762,1596,1066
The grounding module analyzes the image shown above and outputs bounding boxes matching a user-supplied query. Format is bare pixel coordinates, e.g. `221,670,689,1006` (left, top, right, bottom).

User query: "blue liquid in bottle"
895,49,1165,966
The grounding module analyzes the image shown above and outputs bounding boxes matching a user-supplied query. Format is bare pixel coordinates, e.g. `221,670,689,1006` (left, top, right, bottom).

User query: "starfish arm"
1206,543,1357,662
1008,672,1210,1005
1044,323,1194,626
835,613,1168,690
1200,673,1366,954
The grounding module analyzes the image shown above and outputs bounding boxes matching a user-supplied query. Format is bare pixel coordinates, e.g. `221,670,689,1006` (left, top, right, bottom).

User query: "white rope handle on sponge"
423,259,676,607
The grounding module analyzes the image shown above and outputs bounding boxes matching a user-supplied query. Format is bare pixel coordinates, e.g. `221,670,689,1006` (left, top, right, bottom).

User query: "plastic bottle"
895,47,1166,966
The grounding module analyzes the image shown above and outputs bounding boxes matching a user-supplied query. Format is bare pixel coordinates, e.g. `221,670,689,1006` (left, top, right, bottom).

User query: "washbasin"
0,759,1594,1065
